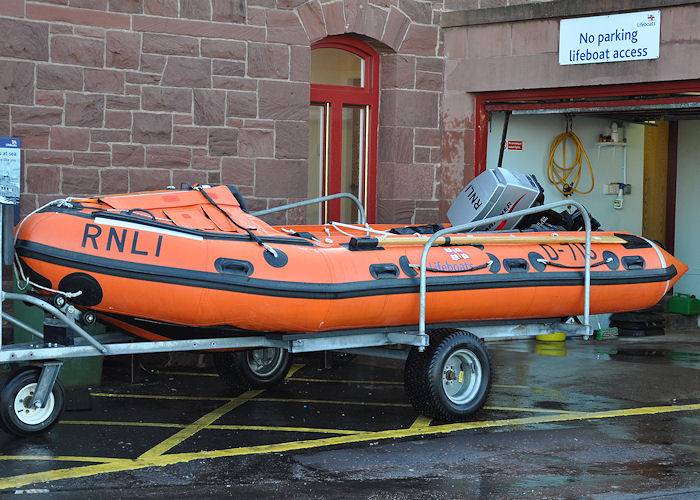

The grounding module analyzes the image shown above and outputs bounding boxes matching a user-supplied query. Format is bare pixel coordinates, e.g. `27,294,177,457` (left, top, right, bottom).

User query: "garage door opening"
474,80,700,295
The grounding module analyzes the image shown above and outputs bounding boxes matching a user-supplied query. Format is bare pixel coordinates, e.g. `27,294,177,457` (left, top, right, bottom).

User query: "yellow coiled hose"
547,130,594,196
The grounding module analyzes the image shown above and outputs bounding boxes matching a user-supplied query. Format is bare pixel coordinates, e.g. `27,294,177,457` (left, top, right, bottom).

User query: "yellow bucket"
535,341,567,357
535,331,566,342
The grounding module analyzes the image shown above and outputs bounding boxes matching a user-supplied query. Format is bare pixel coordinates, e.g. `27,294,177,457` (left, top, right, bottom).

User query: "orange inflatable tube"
14,185,687,340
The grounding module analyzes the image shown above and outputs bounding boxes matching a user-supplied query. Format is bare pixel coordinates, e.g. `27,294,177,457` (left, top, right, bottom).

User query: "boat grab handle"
370,263,400,279
252,193,366,225
622,255,645,270
504,258,529,272
215,258,254,276
417,200,594,342
124,208,157,220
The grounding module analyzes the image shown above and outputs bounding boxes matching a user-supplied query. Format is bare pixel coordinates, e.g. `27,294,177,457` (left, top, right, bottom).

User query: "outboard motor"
447,168,544,231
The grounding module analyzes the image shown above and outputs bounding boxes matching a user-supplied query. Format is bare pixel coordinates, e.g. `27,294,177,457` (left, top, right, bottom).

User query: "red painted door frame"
310,36,380,223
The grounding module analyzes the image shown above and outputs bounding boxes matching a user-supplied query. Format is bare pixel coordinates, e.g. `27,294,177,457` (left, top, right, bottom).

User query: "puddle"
493,339,700,368
609,348,700,368
532,400,569,411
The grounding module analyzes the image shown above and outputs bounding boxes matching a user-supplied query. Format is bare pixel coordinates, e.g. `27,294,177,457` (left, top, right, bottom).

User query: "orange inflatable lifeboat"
14,185,687,341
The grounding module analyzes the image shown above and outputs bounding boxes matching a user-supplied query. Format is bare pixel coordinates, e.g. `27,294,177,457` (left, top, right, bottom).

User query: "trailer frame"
0,198,594,435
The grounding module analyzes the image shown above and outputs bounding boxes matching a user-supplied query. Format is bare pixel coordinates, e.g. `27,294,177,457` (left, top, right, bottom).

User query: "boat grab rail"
417,200,593,342
251,193,366,225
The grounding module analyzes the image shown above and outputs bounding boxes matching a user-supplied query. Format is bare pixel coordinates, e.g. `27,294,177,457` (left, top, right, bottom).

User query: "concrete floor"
0,328,699,498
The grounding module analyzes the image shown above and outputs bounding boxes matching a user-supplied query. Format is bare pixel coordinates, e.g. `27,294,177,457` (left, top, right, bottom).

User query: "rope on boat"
409,257,612,273
537,257,613,269
13,254,84,298
94,208,172,222
322,227,333,243
409,261,493,273
14,198,74,248
95,207,172,223
193,186,278,258
327,222,394,238
12,197,84,298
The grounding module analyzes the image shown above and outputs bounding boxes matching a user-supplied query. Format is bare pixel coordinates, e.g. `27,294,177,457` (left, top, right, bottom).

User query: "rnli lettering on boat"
81,223,164,257
465,185,482,210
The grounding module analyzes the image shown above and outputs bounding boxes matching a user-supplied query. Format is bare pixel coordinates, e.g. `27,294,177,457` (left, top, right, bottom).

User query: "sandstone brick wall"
443,0,554,11
0,0,448,225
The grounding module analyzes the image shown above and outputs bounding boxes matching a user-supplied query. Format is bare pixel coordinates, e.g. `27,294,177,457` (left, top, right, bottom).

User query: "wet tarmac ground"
1,329,699,498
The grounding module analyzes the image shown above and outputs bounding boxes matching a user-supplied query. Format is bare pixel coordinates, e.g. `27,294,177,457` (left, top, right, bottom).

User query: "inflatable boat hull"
14,186,687,340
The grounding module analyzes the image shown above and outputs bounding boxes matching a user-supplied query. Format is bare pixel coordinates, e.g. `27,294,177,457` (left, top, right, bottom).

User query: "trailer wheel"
404,329,492,422
214,347,291,390
0,372,9,434
0,368,65,436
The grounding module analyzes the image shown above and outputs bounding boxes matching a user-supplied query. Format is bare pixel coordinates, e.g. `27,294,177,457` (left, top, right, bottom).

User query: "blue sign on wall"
0,137,21,205
559,11,661,65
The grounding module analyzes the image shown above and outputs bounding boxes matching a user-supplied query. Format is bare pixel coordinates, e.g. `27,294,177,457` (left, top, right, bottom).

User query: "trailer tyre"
214,348,291,390
0,372,9,434
0,368,65,436
404,329,492,422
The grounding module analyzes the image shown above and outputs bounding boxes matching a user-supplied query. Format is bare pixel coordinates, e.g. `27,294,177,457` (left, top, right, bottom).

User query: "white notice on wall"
559,10,660,65
0,137,21,205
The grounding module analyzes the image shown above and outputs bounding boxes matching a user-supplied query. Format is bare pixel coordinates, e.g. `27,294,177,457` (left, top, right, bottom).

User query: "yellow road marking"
156,363,306,380
90,392,575,413
60,420,360,435
0,456,124,464
409,415,432,429
91,392,231,401
154,372,550,392
286,377,403,385
284,364,305,379
204,424,359,435
0,462,140,490
484,406,578,414
255,397,412,408
138,390,263,459
1,402,698,491
90,392,411,407
61,420,185,429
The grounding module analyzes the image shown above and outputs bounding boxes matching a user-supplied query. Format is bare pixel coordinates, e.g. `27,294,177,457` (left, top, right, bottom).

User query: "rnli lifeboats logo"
444,248,469,260
430,248,475,271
